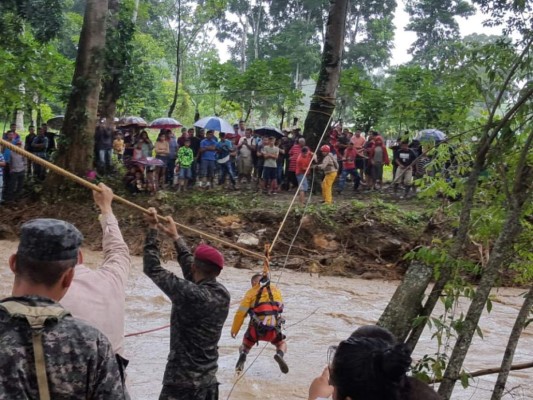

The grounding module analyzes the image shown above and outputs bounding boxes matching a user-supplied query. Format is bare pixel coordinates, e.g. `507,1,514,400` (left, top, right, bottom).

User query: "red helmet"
320,145,331,153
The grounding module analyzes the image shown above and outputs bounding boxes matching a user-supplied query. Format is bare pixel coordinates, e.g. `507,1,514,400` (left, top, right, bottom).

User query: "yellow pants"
322,172,337,204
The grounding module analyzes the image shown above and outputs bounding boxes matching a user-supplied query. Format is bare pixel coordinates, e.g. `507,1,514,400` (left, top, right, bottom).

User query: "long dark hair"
330,337,411,400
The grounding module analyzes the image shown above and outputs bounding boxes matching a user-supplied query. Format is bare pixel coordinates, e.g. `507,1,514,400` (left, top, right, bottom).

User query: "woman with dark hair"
309,325,440,400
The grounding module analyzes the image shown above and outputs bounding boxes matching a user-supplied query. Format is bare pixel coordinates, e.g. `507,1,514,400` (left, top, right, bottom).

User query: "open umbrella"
46,115,64,130
254,126,284,139
118,116,148,127
194,116,234,134
132,157,165,167
149,117,182,130
415,129,447,142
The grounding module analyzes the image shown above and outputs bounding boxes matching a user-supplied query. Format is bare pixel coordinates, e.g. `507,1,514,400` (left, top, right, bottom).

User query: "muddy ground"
0,182,448,282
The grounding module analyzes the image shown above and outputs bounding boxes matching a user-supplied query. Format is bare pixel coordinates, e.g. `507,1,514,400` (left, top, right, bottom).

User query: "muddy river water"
1,240,531,399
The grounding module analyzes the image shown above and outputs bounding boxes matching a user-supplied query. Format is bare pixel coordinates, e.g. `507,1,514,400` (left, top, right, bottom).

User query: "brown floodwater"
1,240,531,399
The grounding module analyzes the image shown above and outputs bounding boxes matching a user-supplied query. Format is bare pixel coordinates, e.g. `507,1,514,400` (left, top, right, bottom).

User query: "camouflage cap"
18,219,83,261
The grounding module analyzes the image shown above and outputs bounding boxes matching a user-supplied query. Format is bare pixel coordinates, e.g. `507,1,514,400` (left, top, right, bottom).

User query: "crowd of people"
0,122,56,204
0,184,441,399
1,118,430,205
105,121,426,204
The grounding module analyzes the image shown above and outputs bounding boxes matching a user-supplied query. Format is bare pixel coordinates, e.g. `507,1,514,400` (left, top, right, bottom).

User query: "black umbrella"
46,115,64,130
254,126,284,139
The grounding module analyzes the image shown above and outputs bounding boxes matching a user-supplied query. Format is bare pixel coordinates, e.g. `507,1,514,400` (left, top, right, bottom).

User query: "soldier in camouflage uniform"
143,208,231,400
0,218,126,399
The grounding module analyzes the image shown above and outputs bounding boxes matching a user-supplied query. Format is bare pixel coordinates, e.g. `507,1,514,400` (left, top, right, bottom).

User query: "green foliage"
115,32,174,120
0,0,64,45
205,58,303,124
405,0,475,65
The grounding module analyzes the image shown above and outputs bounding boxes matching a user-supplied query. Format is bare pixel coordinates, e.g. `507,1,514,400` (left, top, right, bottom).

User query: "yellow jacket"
231,284,284,336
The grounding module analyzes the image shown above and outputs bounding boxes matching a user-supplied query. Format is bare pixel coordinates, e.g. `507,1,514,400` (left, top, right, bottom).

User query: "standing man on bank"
143,208,230,400
0,218,125,398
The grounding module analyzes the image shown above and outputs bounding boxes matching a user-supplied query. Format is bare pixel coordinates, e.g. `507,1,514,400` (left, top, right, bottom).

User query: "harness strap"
0,301,70,400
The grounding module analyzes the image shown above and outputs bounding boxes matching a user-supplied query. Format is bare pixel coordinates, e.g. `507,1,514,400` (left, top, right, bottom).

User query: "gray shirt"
262,145,279,168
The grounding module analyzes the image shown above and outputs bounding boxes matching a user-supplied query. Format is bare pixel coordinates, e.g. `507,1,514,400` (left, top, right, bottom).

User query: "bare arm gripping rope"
0,138,265,260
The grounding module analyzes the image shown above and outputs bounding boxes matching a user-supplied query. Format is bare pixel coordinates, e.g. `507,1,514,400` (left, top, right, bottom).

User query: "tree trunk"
378,262,434,343
404,81,533,351
53,0,108,177
168,0,182,118
438,131,533,399
491,285,533,400
303,0,349,150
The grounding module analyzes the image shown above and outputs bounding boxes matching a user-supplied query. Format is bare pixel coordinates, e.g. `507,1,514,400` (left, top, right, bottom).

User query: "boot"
274,350,289,374
235,353,247,373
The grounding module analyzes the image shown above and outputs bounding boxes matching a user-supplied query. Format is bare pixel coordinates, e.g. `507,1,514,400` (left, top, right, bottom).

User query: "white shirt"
61,213,131,356
238,136,254,157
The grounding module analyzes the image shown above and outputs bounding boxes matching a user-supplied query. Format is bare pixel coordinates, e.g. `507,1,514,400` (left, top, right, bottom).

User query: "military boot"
235,353,247,373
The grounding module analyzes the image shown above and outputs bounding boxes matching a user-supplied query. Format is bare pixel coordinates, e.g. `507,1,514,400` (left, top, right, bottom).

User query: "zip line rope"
226,113,335,400
0,138,265,261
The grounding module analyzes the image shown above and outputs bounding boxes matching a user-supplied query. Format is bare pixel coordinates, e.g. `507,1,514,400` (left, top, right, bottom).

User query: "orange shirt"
350,135,366,156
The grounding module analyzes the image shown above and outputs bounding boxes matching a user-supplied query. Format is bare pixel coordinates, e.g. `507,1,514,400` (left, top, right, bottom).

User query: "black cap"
18,219,83,261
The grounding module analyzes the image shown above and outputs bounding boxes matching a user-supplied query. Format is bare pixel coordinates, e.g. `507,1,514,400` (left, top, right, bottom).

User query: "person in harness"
231,273,288,374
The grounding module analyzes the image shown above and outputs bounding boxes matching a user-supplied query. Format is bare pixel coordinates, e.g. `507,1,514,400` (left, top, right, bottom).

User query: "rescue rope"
0,138,265,260
225,342,269,400
226,114,335,399
124,324,170,337
268,112,334,257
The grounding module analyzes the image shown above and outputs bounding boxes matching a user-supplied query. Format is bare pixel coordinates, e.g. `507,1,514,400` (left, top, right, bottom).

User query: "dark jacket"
143,230,230,389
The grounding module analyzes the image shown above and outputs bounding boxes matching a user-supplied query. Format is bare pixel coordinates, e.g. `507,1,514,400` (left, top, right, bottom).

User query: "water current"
1,240,531,399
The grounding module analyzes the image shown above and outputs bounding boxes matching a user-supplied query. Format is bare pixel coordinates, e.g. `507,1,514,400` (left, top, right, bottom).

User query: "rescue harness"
248,279,284,335
0,301,70,400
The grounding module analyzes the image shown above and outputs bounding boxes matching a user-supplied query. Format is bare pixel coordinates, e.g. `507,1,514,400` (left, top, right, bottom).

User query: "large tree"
53,0,108,176
303,0,349,150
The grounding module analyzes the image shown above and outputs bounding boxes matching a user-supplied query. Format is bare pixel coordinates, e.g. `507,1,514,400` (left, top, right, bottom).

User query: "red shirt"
342,148,357,170
288,144,302,172
296,152,314,175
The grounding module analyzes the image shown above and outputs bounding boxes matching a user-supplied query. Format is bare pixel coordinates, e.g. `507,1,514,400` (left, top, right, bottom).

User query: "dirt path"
1,239,531,399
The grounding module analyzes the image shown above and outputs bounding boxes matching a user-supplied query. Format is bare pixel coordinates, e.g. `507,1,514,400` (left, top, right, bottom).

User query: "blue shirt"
216,139,233,160
0,153,4,177
168,137,178,158
200,138,218,161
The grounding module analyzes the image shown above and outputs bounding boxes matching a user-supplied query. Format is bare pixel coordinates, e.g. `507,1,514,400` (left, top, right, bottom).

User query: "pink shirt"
60,213,130,356
350,135,366,156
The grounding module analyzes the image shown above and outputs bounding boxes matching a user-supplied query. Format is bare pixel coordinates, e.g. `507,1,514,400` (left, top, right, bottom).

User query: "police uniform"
0,219,126,399
144,232,231,400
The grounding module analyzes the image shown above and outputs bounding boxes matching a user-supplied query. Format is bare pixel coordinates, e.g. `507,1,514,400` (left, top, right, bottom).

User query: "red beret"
194,244,224,269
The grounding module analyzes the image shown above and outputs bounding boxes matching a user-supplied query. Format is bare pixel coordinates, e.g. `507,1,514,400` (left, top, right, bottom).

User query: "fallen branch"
432,361,533,383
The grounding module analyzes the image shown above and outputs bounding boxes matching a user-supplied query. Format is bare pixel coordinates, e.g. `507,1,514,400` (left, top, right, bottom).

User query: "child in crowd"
176,138,194,192
113,133,125,162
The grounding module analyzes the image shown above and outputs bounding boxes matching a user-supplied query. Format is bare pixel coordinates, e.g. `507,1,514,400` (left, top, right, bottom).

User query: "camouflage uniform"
0,295,125,399
143,230,231,400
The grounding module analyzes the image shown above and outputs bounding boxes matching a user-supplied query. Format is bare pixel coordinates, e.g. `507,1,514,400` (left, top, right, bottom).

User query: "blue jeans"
98,149,112,170
337,168,360,191
218,161,236,185
200,159,216,178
